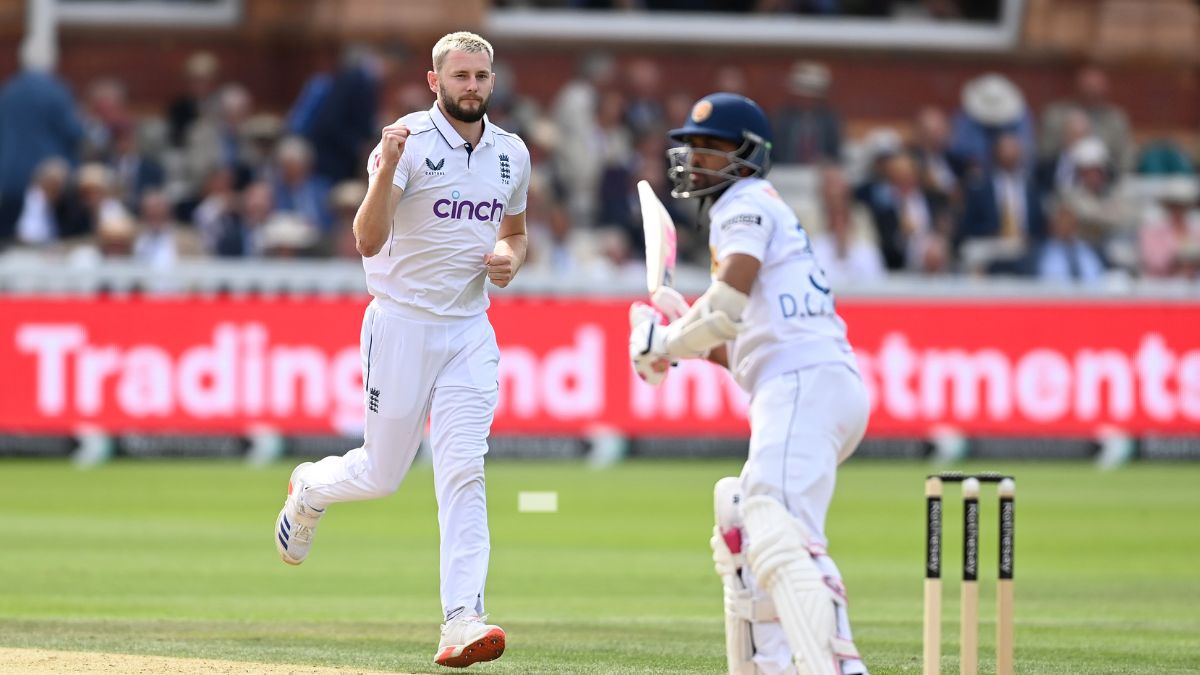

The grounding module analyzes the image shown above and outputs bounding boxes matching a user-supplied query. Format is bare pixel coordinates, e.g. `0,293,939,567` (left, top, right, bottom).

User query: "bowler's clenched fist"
484,253,515,288
380,123,410,166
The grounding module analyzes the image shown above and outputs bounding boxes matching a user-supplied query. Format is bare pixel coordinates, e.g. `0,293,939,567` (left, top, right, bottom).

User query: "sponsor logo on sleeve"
719,213,763,231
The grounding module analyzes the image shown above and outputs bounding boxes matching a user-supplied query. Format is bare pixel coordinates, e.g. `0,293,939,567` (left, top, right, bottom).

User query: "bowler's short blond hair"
432,32,494,72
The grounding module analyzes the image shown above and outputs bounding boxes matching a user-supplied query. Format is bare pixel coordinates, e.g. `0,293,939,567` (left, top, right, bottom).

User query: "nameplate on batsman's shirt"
517,492,558,513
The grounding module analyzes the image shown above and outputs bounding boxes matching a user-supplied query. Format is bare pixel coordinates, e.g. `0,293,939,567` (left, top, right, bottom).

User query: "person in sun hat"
949,72,1036,176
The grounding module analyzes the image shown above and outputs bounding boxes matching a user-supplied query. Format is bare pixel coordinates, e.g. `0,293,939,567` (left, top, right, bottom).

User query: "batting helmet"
666,92,773,199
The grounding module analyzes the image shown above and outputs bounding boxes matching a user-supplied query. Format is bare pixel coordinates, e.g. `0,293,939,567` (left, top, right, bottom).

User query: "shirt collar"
712,177,758,211
429,103,495,149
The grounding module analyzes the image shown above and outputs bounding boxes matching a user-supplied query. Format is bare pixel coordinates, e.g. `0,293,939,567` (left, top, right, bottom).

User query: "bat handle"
650,287,689,321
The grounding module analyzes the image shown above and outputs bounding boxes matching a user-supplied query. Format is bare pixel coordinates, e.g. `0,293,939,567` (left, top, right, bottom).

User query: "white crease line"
518,491,558,513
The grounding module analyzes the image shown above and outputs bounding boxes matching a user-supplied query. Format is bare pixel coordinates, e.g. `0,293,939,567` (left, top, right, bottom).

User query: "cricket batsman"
629,92,870,675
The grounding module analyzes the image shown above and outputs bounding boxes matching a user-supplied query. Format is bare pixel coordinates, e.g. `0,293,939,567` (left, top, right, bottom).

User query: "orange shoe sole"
434,627,506,668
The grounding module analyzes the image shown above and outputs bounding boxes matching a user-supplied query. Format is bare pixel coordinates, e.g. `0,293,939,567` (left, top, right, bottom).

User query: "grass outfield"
1,459,1198,674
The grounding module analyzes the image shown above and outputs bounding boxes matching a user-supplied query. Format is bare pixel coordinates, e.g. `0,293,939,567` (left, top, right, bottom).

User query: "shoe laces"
291,523,314,544
442,613,487,635
293,492,324,525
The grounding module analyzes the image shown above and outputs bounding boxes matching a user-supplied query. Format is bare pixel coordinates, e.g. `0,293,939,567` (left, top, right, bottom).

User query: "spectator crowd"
1,39,1198,287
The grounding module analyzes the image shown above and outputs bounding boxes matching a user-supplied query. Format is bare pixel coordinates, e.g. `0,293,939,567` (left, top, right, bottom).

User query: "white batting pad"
742,495,839,675
712,477,757,675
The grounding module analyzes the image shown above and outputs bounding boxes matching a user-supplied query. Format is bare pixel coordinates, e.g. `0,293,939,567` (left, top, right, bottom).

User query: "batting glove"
629,302,671,386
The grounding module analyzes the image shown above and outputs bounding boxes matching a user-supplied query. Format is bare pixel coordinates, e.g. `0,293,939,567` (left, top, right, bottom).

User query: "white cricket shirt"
707,177,859,392
364,104,530,319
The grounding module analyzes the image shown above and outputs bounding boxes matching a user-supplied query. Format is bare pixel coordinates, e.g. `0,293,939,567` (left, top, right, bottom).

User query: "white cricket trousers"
740,363,870,675
303,299,500,618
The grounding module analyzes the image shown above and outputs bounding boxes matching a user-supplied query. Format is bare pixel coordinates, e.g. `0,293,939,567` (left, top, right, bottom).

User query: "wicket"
924,472,1015,675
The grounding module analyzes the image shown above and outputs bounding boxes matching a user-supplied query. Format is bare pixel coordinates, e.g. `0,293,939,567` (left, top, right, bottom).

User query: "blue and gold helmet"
666,92,773,199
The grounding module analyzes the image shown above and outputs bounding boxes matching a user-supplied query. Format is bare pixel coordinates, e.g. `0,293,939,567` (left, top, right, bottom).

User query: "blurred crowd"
1,39,1198,286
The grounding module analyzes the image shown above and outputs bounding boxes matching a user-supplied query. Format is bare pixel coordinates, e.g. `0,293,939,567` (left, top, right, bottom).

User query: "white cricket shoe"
274,462,325,565
433,614,506,668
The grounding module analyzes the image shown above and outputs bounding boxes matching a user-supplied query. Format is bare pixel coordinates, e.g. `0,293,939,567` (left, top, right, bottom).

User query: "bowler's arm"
485,212,527,288
354,181,403,257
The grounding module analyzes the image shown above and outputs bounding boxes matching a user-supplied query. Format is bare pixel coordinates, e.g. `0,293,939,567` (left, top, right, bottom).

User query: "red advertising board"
2,296,1198,437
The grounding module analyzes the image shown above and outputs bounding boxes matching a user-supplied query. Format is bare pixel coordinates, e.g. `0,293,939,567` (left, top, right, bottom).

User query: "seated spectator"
959,133,1046,274
1034,201,1106,283
192,167,238,253
1035,107,1091,195
811,166,885,285
622,58,664,139
58,163,131,242
167,51,220,149
329,180,367,259
70,210,138,267
271,136,332,233
241,113,285,179
80,78,131,164
260,213,319,258
774,61,842,165
523,168,575,275
1139,177,1200,278
186,83,255,192
133,189,202,269
94,211,138,258
909,106,967,209
950,73,1035,177
15,157,70,245
214,180,274,258
588,226,644,286
1136,139,1195,176
1040,65,1133,170
852,127,902,203
111,123,166,211
863,153,952,273
482,60,541,141
595,89,637,243
1058,136,1139,246
553,52,614,228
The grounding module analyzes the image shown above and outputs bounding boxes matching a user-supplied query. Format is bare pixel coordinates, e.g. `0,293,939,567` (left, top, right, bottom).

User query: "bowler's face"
432,50,494,122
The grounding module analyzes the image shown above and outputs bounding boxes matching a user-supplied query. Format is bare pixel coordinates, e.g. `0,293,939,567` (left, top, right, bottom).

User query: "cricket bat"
638,180,688,321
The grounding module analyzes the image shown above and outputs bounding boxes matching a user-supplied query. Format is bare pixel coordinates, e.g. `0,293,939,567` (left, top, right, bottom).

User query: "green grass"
1,458,1198,673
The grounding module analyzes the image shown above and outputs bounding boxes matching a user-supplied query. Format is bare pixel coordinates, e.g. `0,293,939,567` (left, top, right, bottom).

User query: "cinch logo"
433,190,505,222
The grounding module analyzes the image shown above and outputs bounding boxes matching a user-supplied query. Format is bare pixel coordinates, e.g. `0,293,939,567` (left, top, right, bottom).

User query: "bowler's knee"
437,451,486,492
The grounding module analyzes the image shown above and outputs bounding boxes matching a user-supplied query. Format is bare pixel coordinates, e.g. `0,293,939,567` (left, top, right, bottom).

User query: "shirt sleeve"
504,144,531,216
712,200,773,263
365,141,411,190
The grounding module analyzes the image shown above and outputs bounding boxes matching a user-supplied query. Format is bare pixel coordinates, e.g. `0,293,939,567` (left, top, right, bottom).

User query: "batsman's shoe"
433,615,506,668
274,462,325,565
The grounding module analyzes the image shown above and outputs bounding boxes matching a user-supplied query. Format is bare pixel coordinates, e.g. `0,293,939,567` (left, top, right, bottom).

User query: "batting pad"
742,495,839,675
713,477,757,675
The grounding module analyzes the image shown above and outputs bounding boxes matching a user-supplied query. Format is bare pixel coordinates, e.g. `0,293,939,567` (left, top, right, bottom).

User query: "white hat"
864,127,902,159
330,180,367,210
789,61,831,96
260,214,318,251
962,73,1025,127
1159,176,1199,205
1069,136,1109,168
